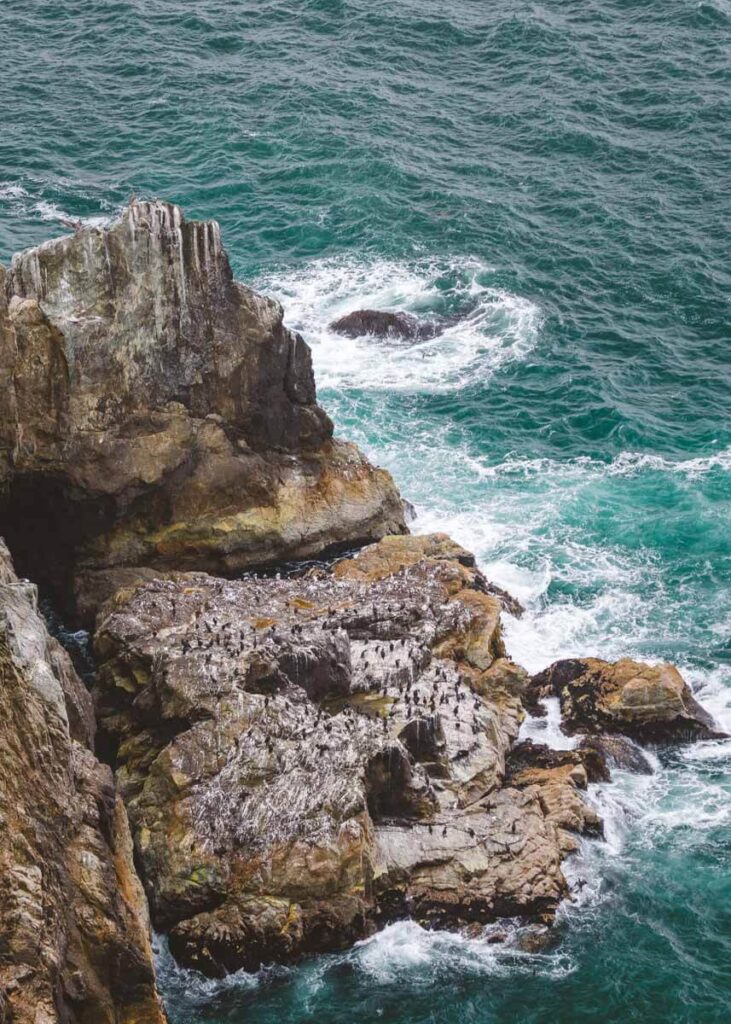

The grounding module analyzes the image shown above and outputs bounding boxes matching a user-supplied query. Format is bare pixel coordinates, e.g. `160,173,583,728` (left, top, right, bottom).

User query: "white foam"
255,256,542,393
0,180,114,230
519,697,577,749
33,199,111,228
352,920,574,981
0,182,30,200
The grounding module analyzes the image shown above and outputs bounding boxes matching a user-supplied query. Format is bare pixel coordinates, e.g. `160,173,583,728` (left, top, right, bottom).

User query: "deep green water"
3,1,731,1021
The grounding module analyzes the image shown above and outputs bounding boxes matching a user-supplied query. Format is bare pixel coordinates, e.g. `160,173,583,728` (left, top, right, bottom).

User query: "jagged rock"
529,657,724,742
0,201,405,622
475,657,531,700
92,534,597,976
578,735,654,775
506,739,610,785
0,540,165,1024
334,533,524,617
505,741,604,852
329,309,445,341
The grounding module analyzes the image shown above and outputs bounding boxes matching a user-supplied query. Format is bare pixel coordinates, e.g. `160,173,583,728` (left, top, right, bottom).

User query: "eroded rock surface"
92,534,597,976
529,657,725,742
0,201,405,621
0,540,165,1024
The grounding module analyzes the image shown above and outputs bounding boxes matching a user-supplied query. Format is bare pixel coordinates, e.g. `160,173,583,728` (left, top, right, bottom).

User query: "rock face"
529,657,725,742
0,201,405,621
0,540,165,1024
92,534,598,977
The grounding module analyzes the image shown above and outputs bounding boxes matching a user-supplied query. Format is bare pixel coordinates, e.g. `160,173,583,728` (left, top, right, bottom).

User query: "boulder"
529,657,724,742
329,309,445,341
92,534,597,976
0,540,165,1024
0,202,405,622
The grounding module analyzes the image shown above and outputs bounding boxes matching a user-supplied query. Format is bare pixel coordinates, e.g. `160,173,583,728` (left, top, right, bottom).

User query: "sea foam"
256,255,542,393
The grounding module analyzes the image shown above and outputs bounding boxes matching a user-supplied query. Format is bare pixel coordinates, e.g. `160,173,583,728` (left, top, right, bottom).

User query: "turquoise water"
3,1,731,1020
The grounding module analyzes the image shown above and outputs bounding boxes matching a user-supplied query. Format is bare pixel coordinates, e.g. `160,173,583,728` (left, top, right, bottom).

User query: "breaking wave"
256,256,542,393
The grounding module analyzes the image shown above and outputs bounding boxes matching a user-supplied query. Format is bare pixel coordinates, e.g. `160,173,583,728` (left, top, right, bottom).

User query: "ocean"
2,1,730,1020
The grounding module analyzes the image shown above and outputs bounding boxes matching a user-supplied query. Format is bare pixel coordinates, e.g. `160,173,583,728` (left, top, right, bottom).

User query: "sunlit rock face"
0,539,166,1024
0,201,405,620
528,657,726,742
93,534,600,977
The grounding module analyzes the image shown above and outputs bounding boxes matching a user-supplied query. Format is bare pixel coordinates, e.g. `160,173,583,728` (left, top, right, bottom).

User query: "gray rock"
92,534,599,977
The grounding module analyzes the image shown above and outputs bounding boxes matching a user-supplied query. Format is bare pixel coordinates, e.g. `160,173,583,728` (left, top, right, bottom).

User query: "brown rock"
0,201,405,623
529,657,724,742
91,534,587,976
0,540,165,1023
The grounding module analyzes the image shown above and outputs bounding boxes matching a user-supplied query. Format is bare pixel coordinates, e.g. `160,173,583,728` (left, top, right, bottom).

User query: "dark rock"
329,309,445,341
506,739,610,784
578,735,654,775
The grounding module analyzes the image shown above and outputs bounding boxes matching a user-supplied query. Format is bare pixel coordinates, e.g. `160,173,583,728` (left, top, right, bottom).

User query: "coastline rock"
506,739,610,785
92,534,596,976
0,201,405,622
578,735,654,775
329,309,446,341
0,540,165,1023
529,657,724,742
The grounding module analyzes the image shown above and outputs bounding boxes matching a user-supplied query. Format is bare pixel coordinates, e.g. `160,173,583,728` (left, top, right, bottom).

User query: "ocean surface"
3,1,731,1021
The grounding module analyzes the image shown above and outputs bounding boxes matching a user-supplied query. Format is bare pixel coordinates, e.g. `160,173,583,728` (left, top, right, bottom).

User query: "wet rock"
529,657,724,743
0,201,405,622
506,739,610,784
0,540,165,1023
578,735,654,775
329,309,446,341
92,534,594,975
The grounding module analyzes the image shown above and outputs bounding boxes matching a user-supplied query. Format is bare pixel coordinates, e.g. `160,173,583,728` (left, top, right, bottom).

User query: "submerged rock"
92,534,596,976
329,309,447,340
0,201,405,622
0,540,165,1023
529,657,725,743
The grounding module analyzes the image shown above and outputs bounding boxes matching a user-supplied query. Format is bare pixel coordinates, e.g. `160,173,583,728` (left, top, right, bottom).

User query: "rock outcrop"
91,534,599,977
0,540,165,1023
529,657,725,742
329,309,446,341
0,201,405,622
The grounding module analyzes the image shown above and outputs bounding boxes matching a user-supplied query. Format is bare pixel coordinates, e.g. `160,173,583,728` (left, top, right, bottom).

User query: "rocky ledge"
91,534,605,977
0,201,405,623
0,540,165,1023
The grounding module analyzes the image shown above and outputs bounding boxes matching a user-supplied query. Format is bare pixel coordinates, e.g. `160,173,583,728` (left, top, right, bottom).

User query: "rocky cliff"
0,540,165,1023
0,201,405,622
